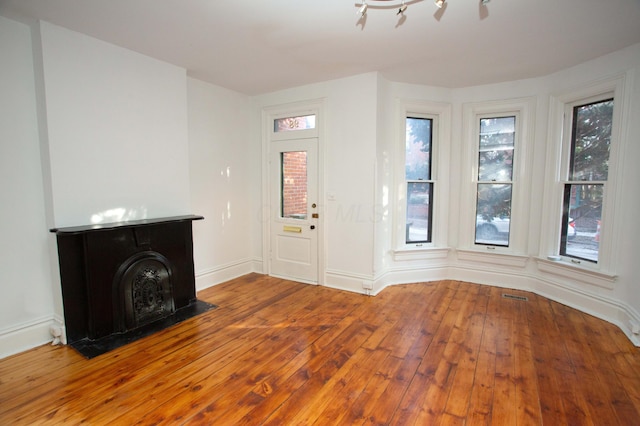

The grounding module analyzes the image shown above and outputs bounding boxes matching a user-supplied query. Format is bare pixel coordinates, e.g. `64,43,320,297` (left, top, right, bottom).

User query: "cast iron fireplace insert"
50,215,216,358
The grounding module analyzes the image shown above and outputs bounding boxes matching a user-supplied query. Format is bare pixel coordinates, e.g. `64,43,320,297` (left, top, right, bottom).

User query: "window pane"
478,116,515,181
281,151,307,219
274,114,316,132
406,182,432,244
570,99,613,181
405,117,432,181
561,184,602,262
475,183,512,246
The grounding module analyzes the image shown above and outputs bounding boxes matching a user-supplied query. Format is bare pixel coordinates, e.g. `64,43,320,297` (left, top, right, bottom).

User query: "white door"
269,138,319,284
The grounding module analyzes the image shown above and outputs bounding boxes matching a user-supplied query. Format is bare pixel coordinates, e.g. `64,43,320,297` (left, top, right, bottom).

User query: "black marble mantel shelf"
50,214,204,235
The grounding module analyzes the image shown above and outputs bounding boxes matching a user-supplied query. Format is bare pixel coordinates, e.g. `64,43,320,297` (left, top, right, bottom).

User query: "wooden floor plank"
390,281,468,425
490,316,517,426
442,284,489,421
466,317,498,425
1,274,639,425
344,353,406,425
526,294,571,424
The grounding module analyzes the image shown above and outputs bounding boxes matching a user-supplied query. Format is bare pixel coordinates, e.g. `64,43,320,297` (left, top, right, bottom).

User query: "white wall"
323,74,379,282
39,21,192,228
187,78,258,288
0,16,55,357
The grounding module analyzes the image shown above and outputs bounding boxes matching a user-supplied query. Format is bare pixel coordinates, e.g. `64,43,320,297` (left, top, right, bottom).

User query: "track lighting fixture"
355,0,491,22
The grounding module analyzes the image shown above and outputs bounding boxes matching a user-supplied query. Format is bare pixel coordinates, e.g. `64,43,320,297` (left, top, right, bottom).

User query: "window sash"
568,99,613,182
475,183,512,246
475,116,516,247
406,181,433,244
404,116,434,245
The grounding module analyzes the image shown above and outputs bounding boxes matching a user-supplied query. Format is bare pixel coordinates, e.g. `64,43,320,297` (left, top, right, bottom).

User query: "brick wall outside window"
282,151,307,218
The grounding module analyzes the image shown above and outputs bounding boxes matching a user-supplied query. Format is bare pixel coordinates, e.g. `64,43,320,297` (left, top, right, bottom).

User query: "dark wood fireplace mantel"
50,214,204,235
51,215,215,358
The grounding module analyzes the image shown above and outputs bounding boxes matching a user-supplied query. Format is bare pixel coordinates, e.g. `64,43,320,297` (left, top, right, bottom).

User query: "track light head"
481,0,491,4
357,2,368,17
435,0,445,8
397,1,407,15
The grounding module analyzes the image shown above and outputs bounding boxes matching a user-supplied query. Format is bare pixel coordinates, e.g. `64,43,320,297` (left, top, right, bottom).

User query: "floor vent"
502,293,528,302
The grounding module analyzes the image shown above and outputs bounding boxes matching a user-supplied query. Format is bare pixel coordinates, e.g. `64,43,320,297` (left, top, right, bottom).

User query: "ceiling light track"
356,0,490,19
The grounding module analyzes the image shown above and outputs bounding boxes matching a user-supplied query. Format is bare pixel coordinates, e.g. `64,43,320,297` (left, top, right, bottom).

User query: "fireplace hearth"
51,215,216,358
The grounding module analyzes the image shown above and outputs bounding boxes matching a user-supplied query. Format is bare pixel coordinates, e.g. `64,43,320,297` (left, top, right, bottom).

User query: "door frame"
261,99,325,285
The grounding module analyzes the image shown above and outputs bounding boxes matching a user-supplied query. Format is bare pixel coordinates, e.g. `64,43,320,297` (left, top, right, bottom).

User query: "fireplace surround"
50,215,215,358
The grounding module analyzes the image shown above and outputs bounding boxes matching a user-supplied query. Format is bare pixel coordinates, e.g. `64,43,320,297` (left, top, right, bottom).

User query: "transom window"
274,114,316,132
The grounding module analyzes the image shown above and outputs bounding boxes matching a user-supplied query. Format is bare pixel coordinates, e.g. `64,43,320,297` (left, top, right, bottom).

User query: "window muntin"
475,116,515,246
561,98,613,263
405,117,433,244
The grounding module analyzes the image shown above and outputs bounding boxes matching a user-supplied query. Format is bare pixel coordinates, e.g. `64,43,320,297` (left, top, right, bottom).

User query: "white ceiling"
2,0,640,95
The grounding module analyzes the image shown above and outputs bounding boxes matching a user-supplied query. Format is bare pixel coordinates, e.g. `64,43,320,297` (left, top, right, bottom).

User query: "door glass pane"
478,116,515,181
281,151,307,219
475,183,512,246
570,99,613,181
406,182,432,244
561,184,602,262
274,115,316,132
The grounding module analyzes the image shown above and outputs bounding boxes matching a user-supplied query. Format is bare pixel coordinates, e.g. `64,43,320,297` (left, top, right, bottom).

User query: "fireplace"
50,215,216,358
115,251,175,330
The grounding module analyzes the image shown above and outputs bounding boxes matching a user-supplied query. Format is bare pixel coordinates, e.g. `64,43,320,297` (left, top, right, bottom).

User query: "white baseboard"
531,275,640,347
324,266,451,296
195,257,262,292
0,316,58,359
324,269,375,295
375,266,450,289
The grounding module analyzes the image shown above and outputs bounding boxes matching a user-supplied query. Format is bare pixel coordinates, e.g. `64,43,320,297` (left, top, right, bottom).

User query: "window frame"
543,74,629,277
393,100,451,253
560,96,613,263
461,98,535,255
404,116,434,245
474,114,517,248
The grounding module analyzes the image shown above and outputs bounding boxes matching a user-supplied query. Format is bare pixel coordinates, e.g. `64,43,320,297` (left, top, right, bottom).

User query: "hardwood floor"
1,273,639,425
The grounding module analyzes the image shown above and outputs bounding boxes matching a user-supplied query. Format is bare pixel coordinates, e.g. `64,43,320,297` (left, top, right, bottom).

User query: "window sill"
456,249,529,268
534,257,617,289
392,246,450,262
